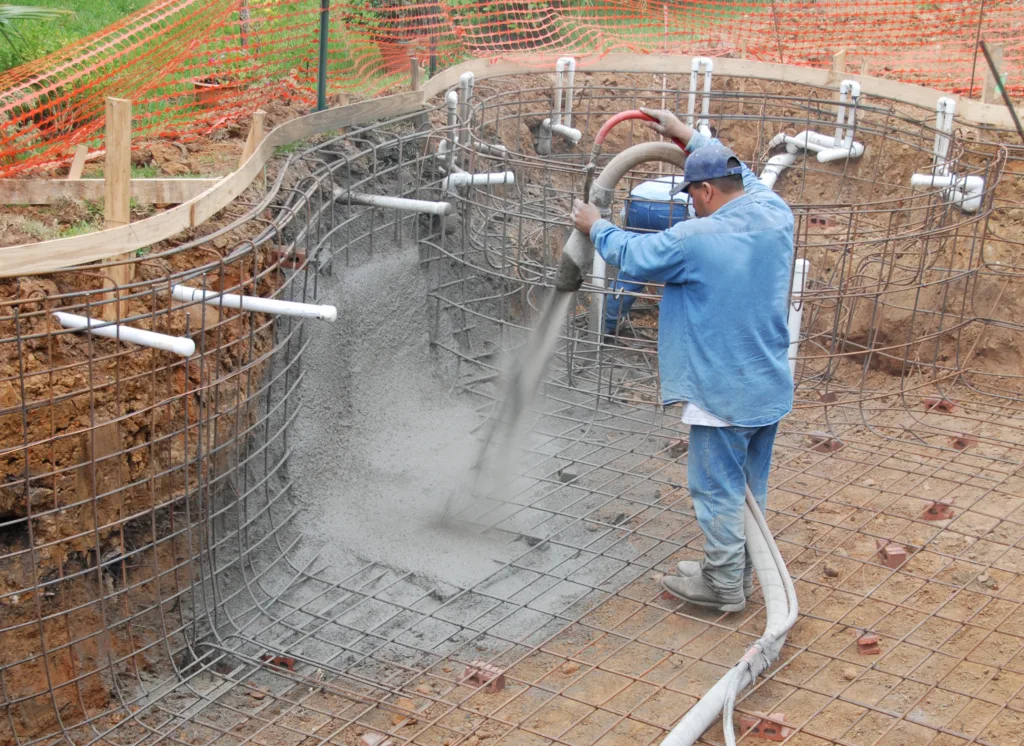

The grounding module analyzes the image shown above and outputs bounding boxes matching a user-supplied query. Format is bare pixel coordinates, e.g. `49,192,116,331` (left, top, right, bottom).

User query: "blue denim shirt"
590,132,795,427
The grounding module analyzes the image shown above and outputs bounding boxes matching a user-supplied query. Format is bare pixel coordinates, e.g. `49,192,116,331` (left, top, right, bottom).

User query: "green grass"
58,219,99,238
0,0,152,71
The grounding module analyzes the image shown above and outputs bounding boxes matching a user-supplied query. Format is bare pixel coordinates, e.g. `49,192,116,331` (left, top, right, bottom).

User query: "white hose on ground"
660,488,798,746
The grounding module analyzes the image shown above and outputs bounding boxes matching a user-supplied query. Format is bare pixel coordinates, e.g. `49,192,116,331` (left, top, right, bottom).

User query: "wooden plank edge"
0,90,425,277
0,178,223,205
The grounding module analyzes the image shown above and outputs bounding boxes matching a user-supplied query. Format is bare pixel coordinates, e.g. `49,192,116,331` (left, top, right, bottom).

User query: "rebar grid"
0,69,1022,746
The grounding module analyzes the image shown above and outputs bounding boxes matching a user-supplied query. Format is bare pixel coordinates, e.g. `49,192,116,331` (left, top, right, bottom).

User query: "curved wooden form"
1,54,1019,278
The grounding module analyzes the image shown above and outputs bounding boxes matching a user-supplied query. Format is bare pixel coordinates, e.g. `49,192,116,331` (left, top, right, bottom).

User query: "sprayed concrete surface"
291,241,520,588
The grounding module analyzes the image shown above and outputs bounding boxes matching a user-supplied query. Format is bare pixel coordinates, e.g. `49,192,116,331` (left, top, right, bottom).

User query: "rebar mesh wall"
2,70,1024,746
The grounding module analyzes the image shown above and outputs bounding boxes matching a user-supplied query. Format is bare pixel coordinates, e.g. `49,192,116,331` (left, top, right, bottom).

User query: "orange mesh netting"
0,0,1020,177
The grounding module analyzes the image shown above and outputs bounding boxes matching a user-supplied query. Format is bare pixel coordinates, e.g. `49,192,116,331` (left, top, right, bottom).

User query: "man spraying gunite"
570,108,795,613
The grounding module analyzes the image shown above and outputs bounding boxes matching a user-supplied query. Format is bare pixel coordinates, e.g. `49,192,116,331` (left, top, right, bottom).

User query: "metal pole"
981,40,1024,144
317,0,330,111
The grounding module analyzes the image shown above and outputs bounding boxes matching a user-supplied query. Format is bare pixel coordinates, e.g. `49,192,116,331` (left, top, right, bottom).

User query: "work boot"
675,560,754,598
661,573,746,613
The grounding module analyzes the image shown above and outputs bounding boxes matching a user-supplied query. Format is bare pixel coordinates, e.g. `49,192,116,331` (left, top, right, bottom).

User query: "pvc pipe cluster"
687,57,714,137
537,58,582,152
908,97,983,213
761,80,864,189
768,129,865,163
171,285,337,321
910,172,984,213
55,311,196,357
552,57,576,130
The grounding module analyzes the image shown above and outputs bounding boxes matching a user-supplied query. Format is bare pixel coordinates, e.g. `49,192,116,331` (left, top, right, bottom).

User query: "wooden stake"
982,43,1004,105
832,49,846,76
860,59,870,76
68,145,88,180
101,97,133,321
238,110,267,168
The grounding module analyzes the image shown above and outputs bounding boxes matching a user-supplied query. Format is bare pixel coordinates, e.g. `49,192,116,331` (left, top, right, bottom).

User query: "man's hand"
639,108,694,146
571,199,601,236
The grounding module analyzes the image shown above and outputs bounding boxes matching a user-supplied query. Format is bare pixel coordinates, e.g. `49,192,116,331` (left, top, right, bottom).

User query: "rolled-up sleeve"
590,218,687,284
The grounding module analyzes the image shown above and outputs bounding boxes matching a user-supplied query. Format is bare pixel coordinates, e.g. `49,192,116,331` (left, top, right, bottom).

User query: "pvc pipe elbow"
445,91,458,109
816,141,864,162
551,123,582,144
910,173,984,190
691,56,713,72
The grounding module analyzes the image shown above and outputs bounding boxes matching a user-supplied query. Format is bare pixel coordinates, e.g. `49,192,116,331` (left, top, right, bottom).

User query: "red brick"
462,661,505,693
738,712,793,741
923,397,955,413
857,633,880,655
921,502,954,521
875,539,907,569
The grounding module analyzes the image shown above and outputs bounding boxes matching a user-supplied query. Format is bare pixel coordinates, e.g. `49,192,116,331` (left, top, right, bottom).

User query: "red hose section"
594,110,687,151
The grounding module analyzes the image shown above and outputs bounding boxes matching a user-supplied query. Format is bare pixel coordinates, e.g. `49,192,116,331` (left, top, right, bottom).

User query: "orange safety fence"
0,0,1021,177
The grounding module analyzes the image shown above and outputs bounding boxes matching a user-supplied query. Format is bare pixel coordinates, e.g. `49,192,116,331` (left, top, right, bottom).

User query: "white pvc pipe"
910,172,983,212
687,57,713,134
442,90,459,172
590,251,607,337
760,151,797,190
835,80,861,148
333,188,453,216
910,173,984,191
458,72,474,166
563,57,576,127
553,58,566,127
441,171,515,191
171,286,337,321
771,131,864,163
471,138,508,156
933,97,956,175
550,123,582,144
787,258,809,378
54,311,196,357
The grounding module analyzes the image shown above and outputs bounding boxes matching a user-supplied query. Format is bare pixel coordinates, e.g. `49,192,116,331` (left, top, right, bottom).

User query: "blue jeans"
604,271,650,334
687,422,779,595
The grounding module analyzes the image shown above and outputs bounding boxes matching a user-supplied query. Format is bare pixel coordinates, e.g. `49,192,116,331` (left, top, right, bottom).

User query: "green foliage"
0,0,150,71
0,4,74,50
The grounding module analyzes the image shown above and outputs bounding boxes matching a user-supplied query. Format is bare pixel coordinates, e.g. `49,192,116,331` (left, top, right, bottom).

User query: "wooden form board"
2,56,1022,278
0,90,423,277
0,178,222,205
